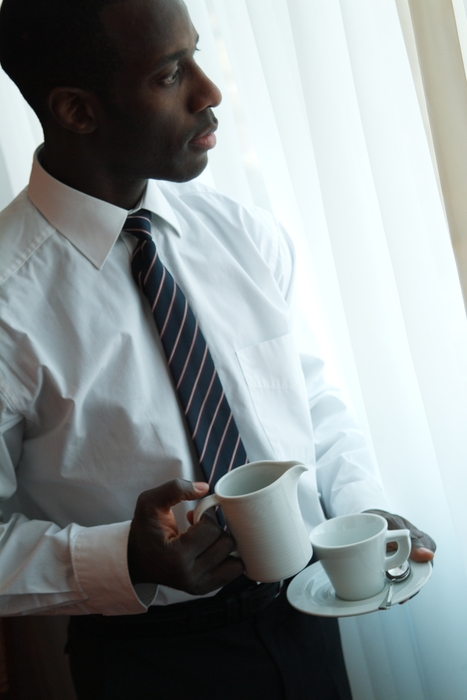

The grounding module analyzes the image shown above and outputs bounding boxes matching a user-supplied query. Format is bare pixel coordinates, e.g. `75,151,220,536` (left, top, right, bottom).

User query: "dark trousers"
67,578,352,700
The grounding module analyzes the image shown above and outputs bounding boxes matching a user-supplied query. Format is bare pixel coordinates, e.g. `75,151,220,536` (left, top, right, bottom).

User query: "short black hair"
0,0,123,123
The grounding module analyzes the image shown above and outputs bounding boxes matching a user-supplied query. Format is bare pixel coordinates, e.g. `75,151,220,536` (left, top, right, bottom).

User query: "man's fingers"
135,479,209,515
180,515,235,559
128,480,244,593
410,545,435,563
365,508,436,561
182,525,244,594
409,530,436,556
188,555,245,595
390,514,436,555
170,518,244,594
149,520,243,595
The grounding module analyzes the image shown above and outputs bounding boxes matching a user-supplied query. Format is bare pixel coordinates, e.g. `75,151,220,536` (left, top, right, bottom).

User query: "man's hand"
127,479,244,595
365,509,436,562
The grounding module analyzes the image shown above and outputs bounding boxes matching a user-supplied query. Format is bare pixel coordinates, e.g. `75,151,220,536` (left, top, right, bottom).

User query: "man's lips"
189,123,218,149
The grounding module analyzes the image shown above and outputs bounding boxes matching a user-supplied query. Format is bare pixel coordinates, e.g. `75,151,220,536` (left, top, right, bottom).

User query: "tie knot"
123,209,153,240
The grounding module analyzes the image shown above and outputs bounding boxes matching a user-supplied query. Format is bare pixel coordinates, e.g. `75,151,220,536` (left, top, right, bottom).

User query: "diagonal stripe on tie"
124,209,247,490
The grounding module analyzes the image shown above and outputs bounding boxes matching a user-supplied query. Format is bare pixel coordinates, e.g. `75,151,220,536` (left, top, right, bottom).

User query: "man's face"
96,0,221,183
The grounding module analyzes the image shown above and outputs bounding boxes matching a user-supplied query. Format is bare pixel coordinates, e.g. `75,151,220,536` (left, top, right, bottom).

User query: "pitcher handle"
193,494,221,524
192,495,241,559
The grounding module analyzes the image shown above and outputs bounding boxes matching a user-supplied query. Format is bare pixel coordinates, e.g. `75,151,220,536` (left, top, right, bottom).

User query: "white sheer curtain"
1,1,467,698
0,60,41,209
187,2,467,698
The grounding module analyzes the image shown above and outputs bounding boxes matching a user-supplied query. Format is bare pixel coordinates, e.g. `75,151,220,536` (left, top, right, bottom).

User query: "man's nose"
190,64,222,112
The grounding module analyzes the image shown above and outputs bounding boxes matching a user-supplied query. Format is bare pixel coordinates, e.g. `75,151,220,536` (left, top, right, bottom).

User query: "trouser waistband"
70,579,282,638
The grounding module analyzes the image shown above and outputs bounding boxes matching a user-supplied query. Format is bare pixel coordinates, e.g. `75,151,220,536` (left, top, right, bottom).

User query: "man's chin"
157,152,210,183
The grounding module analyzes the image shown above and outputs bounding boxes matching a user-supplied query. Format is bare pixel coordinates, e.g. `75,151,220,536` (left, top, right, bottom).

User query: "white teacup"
193,460,312,583
309,513,411,601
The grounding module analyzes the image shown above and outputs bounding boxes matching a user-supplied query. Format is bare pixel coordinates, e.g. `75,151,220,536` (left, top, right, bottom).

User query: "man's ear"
47,87,99,134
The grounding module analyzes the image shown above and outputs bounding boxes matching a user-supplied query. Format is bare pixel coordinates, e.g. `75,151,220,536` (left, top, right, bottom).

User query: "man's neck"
40,144,148,210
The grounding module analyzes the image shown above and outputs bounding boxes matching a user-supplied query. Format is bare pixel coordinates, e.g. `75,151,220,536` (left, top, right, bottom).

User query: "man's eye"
162,69,180,85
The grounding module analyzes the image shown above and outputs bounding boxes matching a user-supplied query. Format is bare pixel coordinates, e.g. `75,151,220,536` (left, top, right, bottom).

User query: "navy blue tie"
124,209,247,490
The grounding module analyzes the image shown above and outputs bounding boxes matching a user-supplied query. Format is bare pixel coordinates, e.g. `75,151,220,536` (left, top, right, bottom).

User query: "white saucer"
287,560,432,617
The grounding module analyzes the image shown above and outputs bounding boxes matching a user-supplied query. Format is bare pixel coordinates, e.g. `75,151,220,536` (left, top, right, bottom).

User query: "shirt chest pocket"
236,333,315,463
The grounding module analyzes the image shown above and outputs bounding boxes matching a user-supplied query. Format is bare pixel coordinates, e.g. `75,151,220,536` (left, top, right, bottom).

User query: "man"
0,0,435,698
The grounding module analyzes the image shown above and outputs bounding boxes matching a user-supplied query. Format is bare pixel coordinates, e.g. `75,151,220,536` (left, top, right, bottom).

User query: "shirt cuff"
71,521,157,615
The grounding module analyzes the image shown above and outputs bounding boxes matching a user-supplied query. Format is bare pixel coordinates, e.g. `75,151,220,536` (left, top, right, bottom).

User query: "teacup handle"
383,528,411,570
193,494,220,523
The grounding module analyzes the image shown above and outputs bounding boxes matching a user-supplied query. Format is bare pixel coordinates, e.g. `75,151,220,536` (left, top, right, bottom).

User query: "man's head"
0,0,222,187
0,0,122,124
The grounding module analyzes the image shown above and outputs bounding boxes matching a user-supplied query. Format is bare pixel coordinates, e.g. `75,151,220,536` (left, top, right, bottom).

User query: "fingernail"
193,482,208,491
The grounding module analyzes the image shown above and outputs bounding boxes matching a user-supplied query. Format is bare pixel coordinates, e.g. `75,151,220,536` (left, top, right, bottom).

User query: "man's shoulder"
158,179,283,245
158,180,295,290
157,178,244,215
158,178,226,201
0,188,54,286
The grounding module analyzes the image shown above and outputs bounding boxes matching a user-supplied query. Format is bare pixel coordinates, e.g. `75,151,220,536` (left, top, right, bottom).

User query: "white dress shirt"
0,151,389,616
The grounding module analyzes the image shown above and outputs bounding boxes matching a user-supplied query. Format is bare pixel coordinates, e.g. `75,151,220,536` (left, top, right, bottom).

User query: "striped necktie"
124,209,247,489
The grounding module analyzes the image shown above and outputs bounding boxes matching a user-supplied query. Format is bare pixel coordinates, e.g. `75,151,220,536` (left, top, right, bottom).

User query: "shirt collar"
27,146,182,269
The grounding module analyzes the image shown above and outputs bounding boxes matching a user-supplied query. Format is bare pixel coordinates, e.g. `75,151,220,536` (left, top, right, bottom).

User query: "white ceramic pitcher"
193,460,312,582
